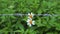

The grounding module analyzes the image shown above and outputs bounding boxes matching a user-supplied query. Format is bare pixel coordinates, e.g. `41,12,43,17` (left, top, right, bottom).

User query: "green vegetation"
0,0,60,34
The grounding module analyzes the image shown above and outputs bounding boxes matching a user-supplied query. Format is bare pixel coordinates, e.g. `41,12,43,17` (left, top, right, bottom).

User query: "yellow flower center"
29,20,32,24
29,14,32,18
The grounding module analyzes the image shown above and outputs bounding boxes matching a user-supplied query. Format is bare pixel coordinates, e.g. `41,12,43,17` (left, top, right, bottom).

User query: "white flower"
27,19,35,27
28,13,34,19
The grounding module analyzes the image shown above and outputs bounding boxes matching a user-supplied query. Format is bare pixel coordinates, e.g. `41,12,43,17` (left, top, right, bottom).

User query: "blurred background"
0,0,60,34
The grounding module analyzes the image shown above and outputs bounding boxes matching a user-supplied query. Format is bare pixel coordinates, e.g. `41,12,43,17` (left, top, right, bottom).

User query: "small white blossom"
27,19,35,27
28,13,34,19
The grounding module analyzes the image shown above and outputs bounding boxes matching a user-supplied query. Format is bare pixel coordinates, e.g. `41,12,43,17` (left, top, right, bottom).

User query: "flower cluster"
27,13,35,27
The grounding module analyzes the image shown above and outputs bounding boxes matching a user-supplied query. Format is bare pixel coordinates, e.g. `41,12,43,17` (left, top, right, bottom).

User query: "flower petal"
27,22,30,25
28,13,30,15
29,24,32,27
32,21,35,25
31,13,34,17
27,19,30,22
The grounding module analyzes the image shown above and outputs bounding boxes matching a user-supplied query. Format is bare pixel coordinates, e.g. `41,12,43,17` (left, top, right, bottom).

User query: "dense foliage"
0,0,60,34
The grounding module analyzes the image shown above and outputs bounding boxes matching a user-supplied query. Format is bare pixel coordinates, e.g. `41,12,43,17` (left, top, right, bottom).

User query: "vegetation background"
0,0,60,34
